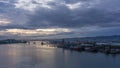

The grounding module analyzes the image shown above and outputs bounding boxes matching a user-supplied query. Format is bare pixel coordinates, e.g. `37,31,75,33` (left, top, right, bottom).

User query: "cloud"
66,2,83,10
14,0,55,12
0,19,11,25
0,2,25,31
28,6,120,29
0,0,120,39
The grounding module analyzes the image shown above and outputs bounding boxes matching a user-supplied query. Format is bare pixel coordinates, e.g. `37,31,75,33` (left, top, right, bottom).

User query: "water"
0,43,120,68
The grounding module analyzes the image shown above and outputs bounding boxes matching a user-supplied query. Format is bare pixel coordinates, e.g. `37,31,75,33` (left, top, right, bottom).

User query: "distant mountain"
63,35,120,43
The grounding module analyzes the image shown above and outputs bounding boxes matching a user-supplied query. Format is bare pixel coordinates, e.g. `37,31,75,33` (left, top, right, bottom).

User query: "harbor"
49,40,120,55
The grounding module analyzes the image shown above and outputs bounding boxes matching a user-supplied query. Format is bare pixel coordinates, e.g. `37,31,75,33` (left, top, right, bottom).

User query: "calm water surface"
0,43,120,68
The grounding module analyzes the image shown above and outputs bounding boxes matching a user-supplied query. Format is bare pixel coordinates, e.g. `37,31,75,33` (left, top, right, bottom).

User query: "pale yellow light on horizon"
0,28,71,36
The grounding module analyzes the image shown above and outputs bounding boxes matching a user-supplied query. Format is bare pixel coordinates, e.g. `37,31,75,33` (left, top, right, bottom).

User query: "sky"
0,0,120,39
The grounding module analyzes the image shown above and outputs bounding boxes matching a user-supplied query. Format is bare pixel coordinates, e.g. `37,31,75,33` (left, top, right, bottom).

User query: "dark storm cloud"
28,0,120,29
28,5,71,28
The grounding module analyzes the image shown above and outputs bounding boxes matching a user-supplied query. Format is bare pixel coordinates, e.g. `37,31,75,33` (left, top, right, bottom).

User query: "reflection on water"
0,43,120,68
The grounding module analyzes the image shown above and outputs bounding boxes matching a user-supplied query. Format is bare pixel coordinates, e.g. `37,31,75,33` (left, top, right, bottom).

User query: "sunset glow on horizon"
0,28,71,36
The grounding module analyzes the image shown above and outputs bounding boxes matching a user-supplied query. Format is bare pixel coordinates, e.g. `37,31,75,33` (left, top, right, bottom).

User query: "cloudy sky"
0,0,120,39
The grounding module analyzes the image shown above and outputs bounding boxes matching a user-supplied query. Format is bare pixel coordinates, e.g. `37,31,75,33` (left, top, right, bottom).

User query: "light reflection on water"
0,43,120,68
